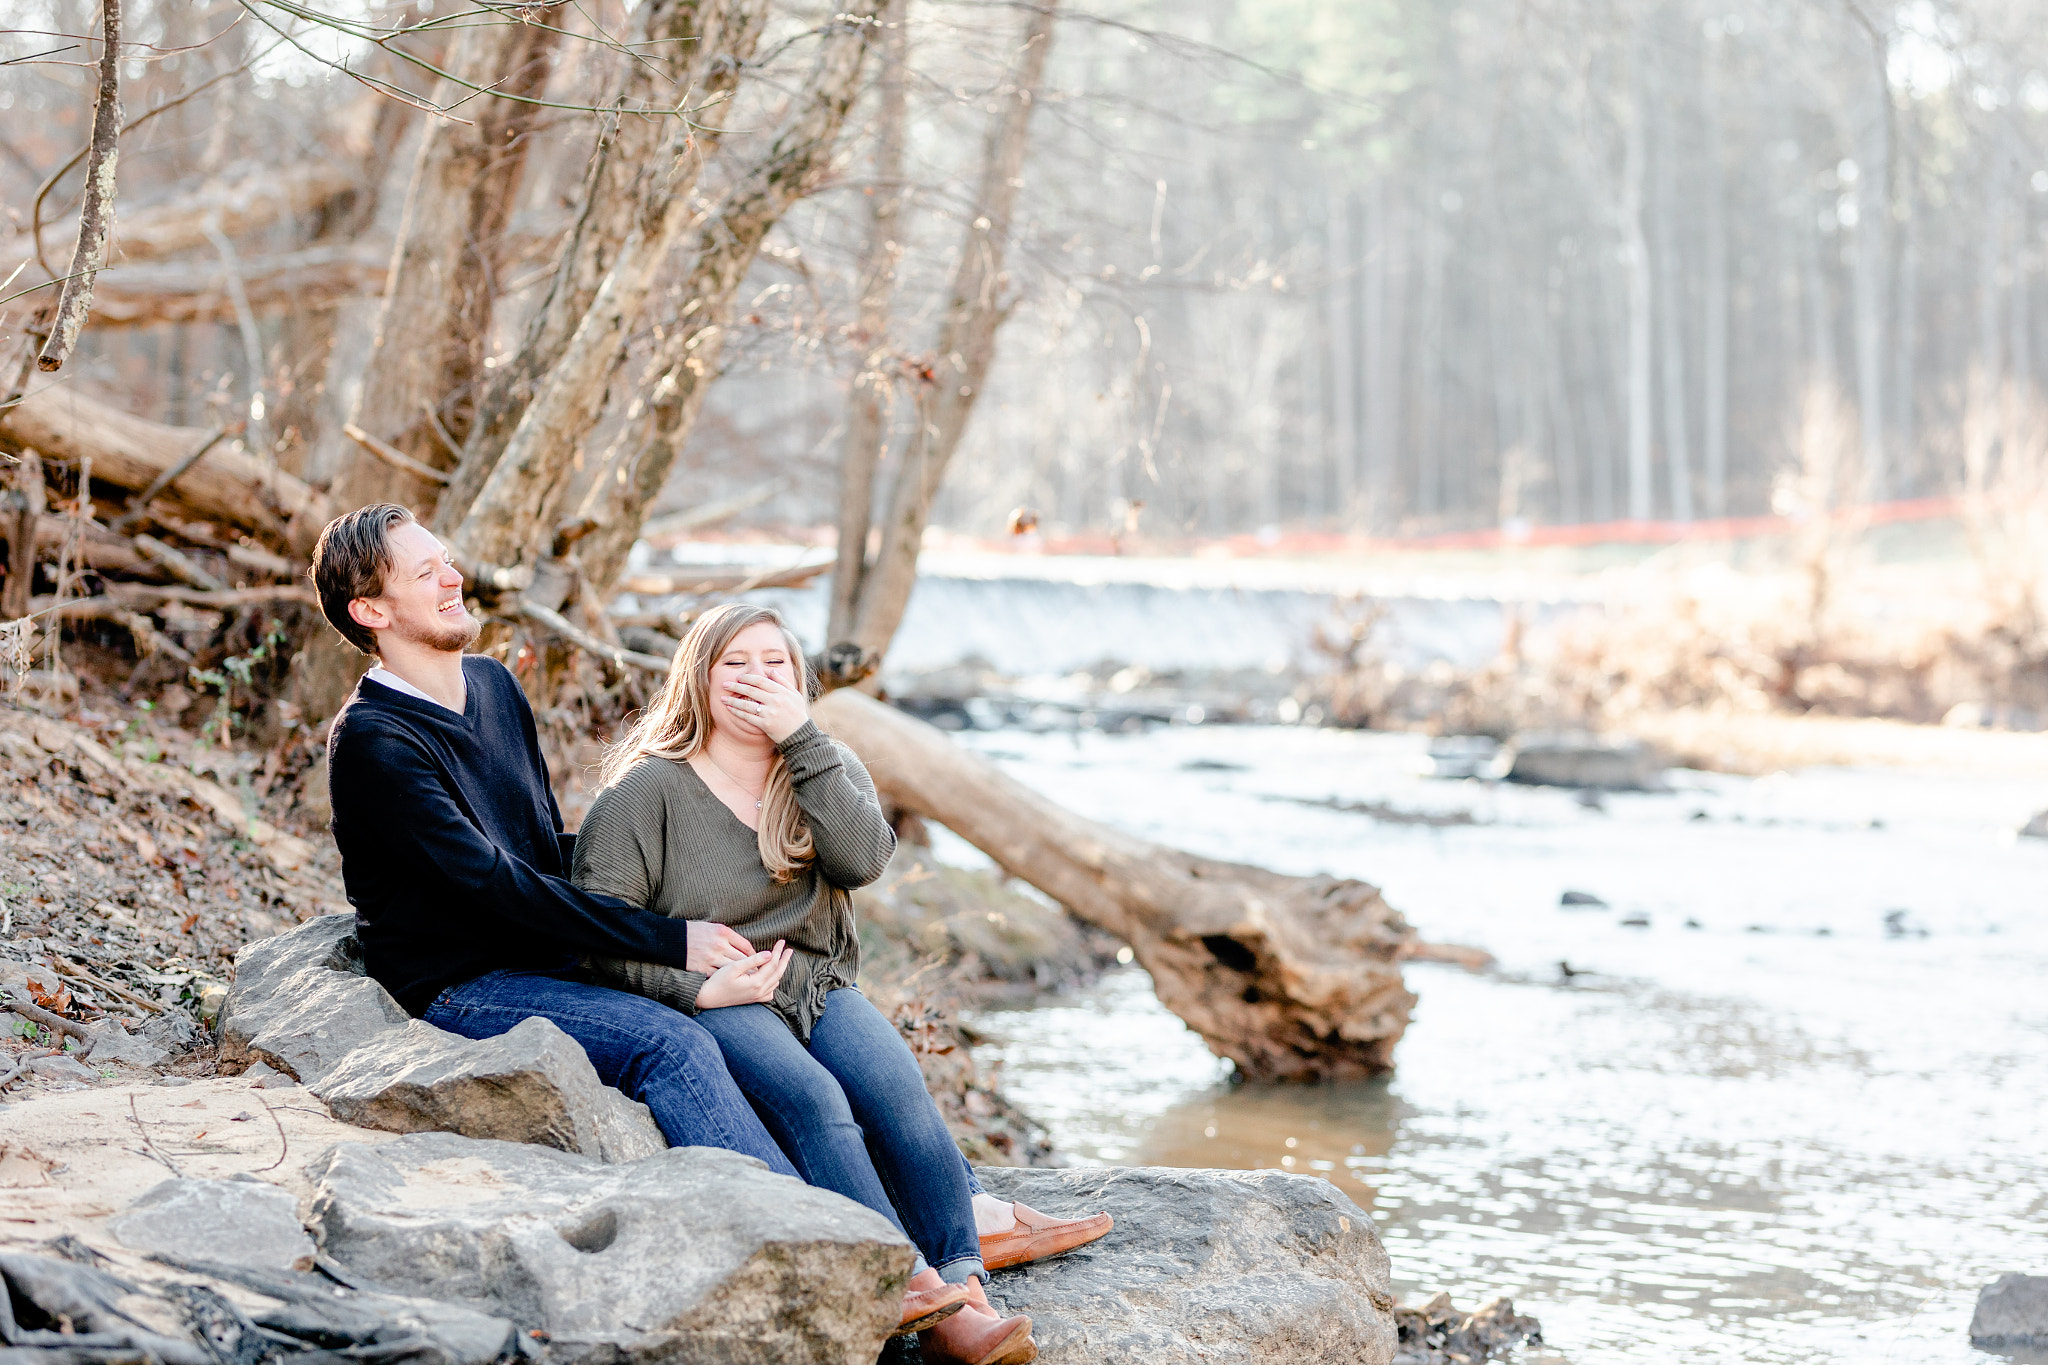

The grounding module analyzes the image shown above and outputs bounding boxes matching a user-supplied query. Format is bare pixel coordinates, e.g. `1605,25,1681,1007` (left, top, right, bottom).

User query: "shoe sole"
891,1300,967,1338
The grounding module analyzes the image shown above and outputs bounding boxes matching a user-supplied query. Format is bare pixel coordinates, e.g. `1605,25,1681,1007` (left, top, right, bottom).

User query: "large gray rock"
218,913,409,1085
306,1132,914,1365
975,1165,1397,1365
108,1176,316,1272
311,1017,666,1164
1972,1273,2048,1348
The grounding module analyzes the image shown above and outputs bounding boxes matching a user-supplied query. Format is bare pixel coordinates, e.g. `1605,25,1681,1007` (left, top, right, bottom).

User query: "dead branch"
132,534,227,591
518,598,671,672
106,426,233,534
344,423,452,486
36,0,123,373
6,985,96,1056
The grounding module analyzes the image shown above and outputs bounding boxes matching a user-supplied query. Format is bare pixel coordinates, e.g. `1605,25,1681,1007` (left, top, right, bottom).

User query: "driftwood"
813,689,1417,1081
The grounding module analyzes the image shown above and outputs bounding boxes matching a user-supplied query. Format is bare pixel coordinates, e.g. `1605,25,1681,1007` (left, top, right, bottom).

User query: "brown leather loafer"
892,1281,971,1336
920,1305,1033,1365
979,1201,1114,1271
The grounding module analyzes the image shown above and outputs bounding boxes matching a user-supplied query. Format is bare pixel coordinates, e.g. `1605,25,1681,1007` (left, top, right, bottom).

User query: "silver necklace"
704,753,765,809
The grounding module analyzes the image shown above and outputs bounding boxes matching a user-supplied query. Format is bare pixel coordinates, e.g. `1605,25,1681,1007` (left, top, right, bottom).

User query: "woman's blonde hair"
600,603,816,882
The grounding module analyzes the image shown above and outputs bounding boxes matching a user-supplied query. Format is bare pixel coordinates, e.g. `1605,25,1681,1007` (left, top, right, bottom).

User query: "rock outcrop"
218,914,665,1163
312,1018,665,1163
306,1132,915,1365
108,1176,316,1273
1971,1273,2048,1349
974,1165,1398,1365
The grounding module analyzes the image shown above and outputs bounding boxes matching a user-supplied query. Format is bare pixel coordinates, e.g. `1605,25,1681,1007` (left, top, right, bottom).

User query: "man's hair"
311,503,415,656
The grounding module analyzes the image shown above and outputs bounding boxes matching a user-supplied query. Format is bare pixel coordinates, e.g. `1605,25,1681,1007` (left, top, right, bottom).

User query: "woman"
572,604,1035,1365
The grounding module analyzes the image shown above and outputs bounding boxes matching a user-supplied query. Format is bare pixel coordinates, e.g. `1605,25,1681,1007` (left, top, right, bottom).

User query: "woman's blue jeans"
693,988,986,1284
421,968,799,1179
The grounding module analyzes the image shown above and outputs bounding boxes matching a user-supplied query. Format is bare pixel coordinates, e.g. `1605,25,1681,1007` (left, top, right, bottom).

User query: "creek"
944,723,2048,1365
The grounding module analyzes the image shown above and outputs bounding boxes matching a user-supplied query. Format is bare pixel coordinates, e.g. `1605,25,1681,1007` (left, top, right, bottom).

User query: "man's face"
347,520,480,654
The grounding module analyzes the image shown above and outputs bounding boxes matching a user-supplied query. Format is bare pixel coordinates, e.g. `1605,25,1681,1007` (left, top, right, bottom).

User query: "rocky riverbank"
0,907,1410,1365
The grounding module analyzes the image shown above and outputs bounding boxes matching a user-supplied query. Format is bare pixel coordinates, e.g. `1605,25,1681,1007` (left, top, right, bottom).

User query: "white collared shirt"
366,665,465,714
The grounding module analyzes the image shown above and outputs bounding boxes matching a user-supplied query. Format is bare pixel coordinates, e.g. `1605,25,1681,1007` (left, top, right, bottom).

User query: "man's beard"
396,609,481,654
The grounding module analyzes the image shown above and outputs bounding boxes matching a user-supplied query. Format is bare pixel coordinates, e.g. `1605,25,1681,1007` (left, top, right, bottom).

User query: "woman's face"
707,620,797,735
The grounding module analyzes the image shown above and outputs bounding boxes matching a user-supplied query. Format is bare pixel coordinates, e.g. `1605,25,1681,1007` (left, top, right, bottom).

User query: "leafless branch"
35,0,122,373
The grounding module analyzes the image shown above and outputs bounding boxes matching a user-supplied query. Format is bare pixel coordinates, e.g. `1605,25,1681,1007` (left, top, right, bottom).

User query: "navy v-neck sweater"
327,655,697,1016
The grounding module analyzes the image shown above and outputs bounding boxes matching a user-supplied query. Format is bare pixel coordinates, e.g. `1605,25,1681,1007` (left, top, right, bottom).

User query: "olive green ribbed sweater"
570,721,896,1040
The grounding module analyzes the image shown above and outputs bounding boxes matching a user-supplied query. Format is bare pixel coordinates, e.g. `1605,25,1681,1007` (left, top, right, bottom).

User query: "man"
313,503,802,1169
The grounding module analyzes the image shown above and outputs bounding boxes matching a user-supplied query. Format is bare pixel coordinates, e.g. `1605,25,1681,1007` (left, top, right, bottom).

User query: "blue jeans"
422,968,799,1179
694,988,985,1284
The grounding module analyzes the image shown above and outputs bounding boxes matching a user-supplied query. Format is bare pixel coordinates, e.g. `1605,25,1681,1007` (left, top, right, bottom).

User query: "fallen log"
5,161,361,282
812,689,1417,1080
0,386,332,548
614,560,833,596
81,242,390,327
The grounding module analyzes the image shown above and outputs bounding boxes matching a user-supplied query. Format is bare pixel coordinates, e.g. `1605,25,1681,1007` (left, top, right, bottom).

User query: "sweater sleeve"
777,722,896,888
330,721,699,968
573,764,709,1013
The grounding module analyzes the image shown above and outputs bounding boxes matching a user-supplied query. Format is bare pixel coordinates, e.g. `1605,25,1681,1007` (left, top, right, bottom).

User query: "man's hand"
696,940,791,1010
722,670,809,745
687,920,757,974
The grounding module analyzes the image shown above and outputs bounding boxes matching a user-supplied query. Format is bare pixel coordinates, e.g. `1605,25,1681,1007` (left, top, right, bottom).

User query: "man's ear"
347,597,391,635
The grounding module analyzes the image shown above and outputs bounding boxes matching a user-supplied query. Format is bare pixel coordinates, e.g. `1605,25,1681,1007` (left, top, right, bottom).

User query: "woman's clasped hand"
697,938,792,1010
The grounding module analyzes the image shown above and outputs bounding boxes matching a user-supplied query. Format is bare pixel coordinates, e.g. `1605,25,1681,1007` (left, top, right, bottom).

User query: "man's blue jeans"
693,988,986,1284
422,968,799,1179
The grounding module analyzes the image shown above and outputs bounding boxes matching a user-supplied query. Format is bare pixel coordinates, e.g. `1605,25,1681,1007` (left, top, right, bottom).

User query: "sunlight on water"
961,725,2048,1365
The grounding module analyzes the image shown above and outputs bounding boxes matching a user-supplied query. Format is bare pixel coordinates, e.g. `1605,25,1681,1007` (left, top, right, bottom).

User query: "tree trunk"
1326,182,1359,522
551,6,887,610
826,0,909,669
287,11,564,717
332,10,565,521
813,689,1418,1081
1652,73,1693,523
445,0,773,580
1621,29,1654,522
440,0,753,532
1699,21,1729,519
843,0,1058,663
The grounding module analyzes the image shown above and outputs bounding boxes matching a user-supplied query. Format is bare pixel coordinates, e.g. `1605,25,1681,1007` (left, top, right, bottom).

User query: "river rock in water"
1392,1292,1542,1364
1501,732,1667,792
974,1165,1397,1365
1971,1273,2048,1349
306,1132,914,1365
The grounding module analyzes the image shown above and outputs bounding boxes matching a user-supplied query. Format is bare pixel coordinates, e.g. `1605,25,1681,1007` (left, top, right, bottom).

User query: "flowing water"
947,724,2048,1365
